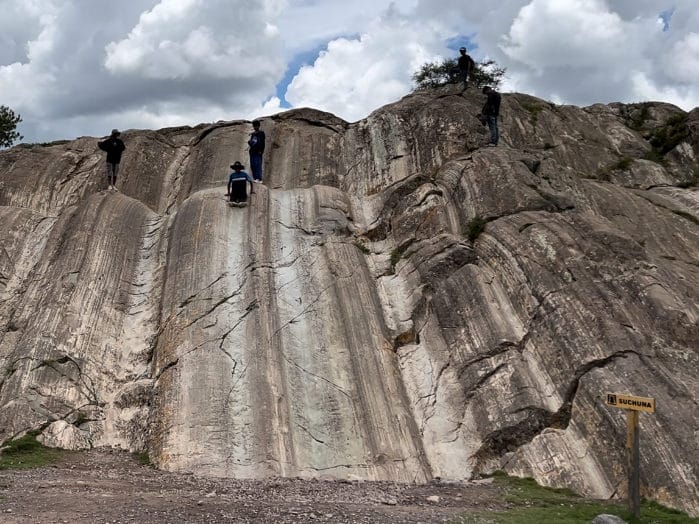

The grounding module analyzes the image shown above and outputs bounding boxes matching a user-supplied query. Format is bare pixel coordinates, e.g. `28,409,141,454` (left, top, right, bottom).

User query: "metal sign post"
605,393,655,519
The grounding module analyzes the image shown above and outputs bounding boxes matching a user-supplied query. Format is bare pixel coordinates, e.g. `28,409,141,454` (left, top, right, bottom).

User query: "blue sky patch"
446,34,479,55
659,8,674,32
275,36,359,107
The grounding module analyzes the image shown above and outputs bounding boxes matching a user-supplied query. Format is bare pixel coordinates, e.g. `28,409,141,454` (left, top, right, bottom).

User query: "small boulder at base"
591,514,628,524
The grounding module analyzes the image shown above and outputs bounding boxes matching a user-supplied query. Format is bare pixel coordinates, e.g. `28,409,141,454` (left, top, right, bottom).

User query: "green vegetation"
135,451,152,466
611,156,634,171
649,113,689,155
0,105,23,147
596,156,634,180
457,472,698,524
353,240,371,255
642,149,665,164
412,58,506,90
638,112,690,165
625,103,651,131
0,431,64,470
676,164,699,188
390,242,411,270
595,168,611,181
465,216,487,242
522,102,547,126
14,140,72,149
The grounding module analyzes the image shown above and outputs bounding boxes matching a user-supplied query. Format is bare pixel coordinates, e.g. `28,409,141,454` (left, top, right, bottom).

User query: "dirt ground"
0,449,507,523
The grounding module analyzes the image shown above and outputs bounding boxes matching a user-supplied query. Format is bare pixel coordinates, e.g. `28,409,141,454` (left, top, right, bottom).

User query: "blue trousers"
250,154,263,181
487,116,499,145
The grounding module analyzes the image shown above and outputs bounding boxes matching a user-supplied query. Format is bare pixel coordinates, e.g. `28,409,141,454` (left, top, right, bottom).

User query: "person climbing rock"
481,86,501,146
97,129,126,190
227,161,255,206
248,120,265,183
457,47,475,90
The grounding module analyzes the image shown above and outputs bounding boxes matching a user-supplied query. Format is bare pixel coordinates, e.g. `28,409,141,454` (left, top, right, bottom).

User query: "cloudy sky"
2,0,698,143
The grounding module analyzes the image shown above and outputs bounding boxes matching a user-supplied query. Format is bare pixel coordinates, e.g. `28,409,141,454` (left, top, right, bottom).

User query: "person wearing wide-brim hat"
226,161,255,206
97,129,126,191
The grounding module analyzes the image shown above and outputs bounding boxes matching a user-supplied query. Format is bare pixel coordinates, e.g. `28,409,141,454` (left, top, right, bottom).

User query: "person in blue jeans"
481,86,501,146
248,120,265,182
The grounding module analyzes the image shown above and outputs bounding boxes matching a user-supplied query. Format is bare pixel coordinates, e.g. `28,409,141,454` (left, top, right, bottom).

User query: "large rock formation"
1,88,697,515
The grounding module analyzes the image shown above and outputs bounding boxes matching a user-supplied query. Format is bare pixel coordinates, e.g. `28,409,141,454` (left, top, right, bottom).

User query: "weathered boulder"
0,87,697,515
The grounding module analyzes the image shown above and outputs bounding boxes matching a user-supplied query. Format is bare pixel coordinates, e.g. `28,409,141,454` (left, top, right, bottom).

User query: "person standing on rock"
98,129,126,190
457,47,475,90
248,120,265,183
227,161,255,206
481,86,501,147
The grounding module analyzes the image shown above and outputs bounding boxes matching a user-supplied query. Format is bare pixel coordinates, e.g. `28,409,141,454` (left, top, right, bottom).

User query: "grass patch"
0,431,63,470
638,112,690,166
597,156,634,180
390,242,411,270
649,113,689,155
522,102,546,125
353,240,371,255
465,216,487,242
457,472,698,524
13,140,72,149
676,164,699,188
611,156,633,171
596,167,611,181
625,103,651,131
135,451,152,466
642,149,665,164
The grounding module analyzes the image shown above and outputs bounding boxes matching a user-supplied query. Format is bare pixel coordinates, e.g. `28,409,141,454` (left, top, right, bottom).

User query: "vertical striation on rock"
1,88,697,515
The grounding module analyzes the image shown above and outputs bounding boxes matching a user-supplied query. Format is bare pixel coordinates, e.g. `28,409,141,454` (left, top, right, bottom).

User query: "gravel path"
0,449,506,523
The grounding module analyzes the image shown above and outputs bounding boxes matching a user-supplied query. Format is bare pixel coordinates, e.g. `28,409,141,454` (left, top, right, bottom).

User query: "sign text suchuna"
605,393,655,413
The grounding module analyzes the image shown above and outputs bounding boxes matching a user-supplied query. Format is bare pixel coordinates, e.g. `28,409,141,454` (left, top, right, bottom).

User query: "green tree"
0,105,23,147
412,58,506,91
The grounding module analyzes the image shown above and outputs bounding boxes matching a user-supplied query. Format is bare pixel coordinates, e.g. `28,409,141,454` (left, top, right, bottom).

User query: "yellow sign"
606,393,655,413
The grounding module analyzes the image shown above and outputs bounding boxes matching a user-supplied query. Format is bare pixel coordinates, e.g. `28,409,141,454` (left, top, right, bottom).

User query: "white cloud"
501,0,630,69
279,0,418,55
445,0,698,109
1,0,697,144
1,0,291,142
0,2,50,65
285,9,446,122
632,71,699,110
105,0,285,79
665,32,699,84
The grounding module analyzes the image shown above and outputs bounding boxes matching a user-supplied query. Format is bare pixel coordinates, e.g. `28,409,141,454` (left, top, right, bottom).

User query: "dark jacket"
228,170,254,194
458,54,475,74
98,137,126,164
248,130,265,156
482,91,501,117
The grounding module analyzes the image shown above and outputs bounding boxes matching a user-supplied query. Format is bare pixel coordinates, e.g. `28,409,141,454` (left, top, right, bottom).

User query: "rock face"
1,89,697,515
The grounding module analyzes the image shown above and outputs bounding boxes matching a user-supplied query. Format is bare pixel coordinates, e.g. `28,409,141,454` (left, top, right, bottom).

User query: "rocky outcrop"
1,88,697,515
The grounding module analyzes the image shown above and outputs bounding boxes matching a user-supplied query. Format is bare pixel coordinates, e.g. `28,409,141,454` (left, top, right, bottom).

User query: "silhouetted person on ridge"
98,129,126,190
457,47,475,90
248,120,265,183
226,161,254,207
481,86,501,147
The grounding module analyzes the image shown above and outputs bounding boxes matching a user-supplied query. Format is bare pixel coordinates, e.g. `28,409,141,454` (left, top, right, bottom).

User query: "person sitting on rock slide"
226,161,254,206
